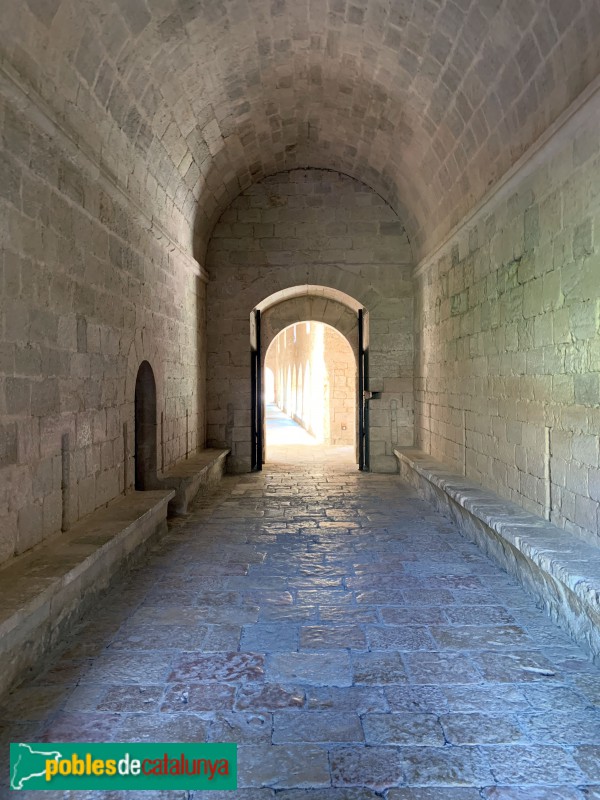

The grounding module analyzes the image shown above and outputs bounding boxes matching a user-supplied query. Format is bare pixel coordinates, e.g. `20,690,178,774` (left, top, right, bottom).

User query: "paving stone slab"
572,745,600,782
235,683,306,711
160,683,236,713
366,624,436,651
480,788,586,799
210,712,272,744
403,652,482,684
118,712,212,742
362,712,445,746
440,712,524,744
300,624,367,649
352,653,410,685
400,744,492,785
268,652,353,686
307,686,388,713
330,745,405,789
274,791,381,799
168,652,265,683
486,745,586,784
388,790,482,799
237,744,331,788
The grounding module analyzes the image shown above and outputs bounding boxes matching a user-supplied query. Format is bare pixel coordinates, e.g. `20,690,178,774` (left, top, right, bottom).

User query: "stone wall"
415,102,600,544
266,322,355,446
0,88,205,566
206,169,415,473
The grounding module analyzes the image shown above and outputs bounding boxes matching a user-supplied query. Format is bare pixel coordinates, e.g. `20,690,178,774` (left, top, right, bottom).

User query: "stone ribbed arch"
258,288,362,388
257,290,361,457
261,296,359,364
256,285,362,314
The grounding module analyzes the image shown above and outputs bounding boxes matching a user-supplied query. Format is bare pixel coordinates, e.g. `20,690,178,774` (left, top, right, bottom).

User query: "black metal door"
250,309,263,471
358,309,370,471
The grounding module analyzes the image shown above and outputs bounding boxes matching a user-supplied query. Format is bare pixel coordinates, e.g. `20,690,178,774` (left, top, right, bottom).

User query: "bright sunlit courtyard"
264,321,357,463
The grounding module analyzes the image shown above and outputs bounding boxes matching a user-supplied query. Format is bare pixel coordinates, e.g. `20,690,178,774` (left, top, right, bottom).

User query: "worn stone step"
159,448,230,516
395,447,600,663
0,489,174,697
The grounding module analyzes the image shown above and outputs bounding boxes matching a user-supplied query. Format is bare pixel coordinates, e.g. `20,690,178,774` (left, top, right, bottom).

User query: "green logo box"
10,742,237,791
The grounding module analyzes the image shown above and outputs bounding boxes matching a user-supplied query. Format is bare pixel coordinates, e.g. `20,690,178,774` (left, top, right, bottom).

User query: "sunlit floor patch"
265,403,356,467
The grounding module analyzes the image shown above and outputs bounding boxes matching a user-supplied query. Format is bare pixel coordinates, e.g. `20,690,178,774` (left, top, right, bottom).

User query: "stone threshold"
0,489,174,698
159,448,230,516
394,447,600,663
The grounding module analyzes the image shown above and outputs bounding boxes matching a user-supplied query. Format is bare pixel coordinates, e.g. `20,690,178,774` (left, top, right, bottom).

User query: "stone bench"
0,489,174,698
394,447,600,663
159,448,229,516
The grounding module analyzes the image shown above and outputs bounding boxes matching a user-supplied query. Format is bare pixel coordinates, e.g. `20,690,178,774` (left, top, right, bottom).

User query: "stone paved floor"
2,444,600,799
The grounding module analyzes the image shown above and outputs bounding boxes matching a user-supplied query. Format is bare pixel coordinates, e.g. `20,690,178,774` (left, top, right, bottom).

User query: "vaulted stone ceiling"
2,0,599,262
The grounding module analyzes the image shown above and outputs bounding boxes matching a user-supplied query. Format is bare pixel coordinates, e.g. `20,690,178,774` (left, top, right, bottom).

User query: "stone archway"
256,287,363,468
260,292,360,359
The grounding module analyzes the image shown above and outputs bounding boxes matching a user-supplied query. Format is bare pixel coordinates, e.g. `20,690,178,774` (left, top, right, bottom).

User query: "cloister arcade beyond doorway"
264,321,357,465
246,285,372,472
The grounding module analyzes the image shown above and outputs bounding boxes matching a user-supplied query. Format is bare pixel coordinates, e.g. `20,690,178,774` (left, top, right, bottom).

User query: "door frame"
251,302,369,471
358,308,370,471
250,309,263,471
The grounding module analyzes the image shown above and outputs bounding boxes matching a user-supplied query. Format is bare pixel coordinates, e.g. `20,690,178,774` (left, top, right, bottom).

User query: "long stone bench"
0,489,174,698
159,448,230,516
394,447,600,663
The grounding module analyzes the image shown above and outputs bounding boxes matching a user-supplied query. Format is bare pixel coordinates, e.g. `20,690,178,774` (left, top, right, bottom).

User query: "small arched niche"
134,360,158,490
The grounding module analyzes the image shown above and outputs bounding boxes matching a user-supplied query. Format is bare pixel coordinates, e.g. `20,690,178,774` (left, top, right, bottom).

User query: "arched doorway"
250,286,369,471
134,361,157,490
264,321,357,459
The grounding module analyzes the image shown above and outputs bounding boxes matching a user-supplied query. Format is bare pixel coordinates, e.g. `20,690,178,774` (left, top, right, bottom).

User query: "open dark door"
250,309,263,471
358,308,370,471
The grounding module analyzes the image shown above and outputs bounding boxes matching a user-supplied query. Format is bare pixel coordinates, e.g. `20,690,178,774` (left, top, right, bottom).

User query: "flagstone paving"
2,443,600,799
